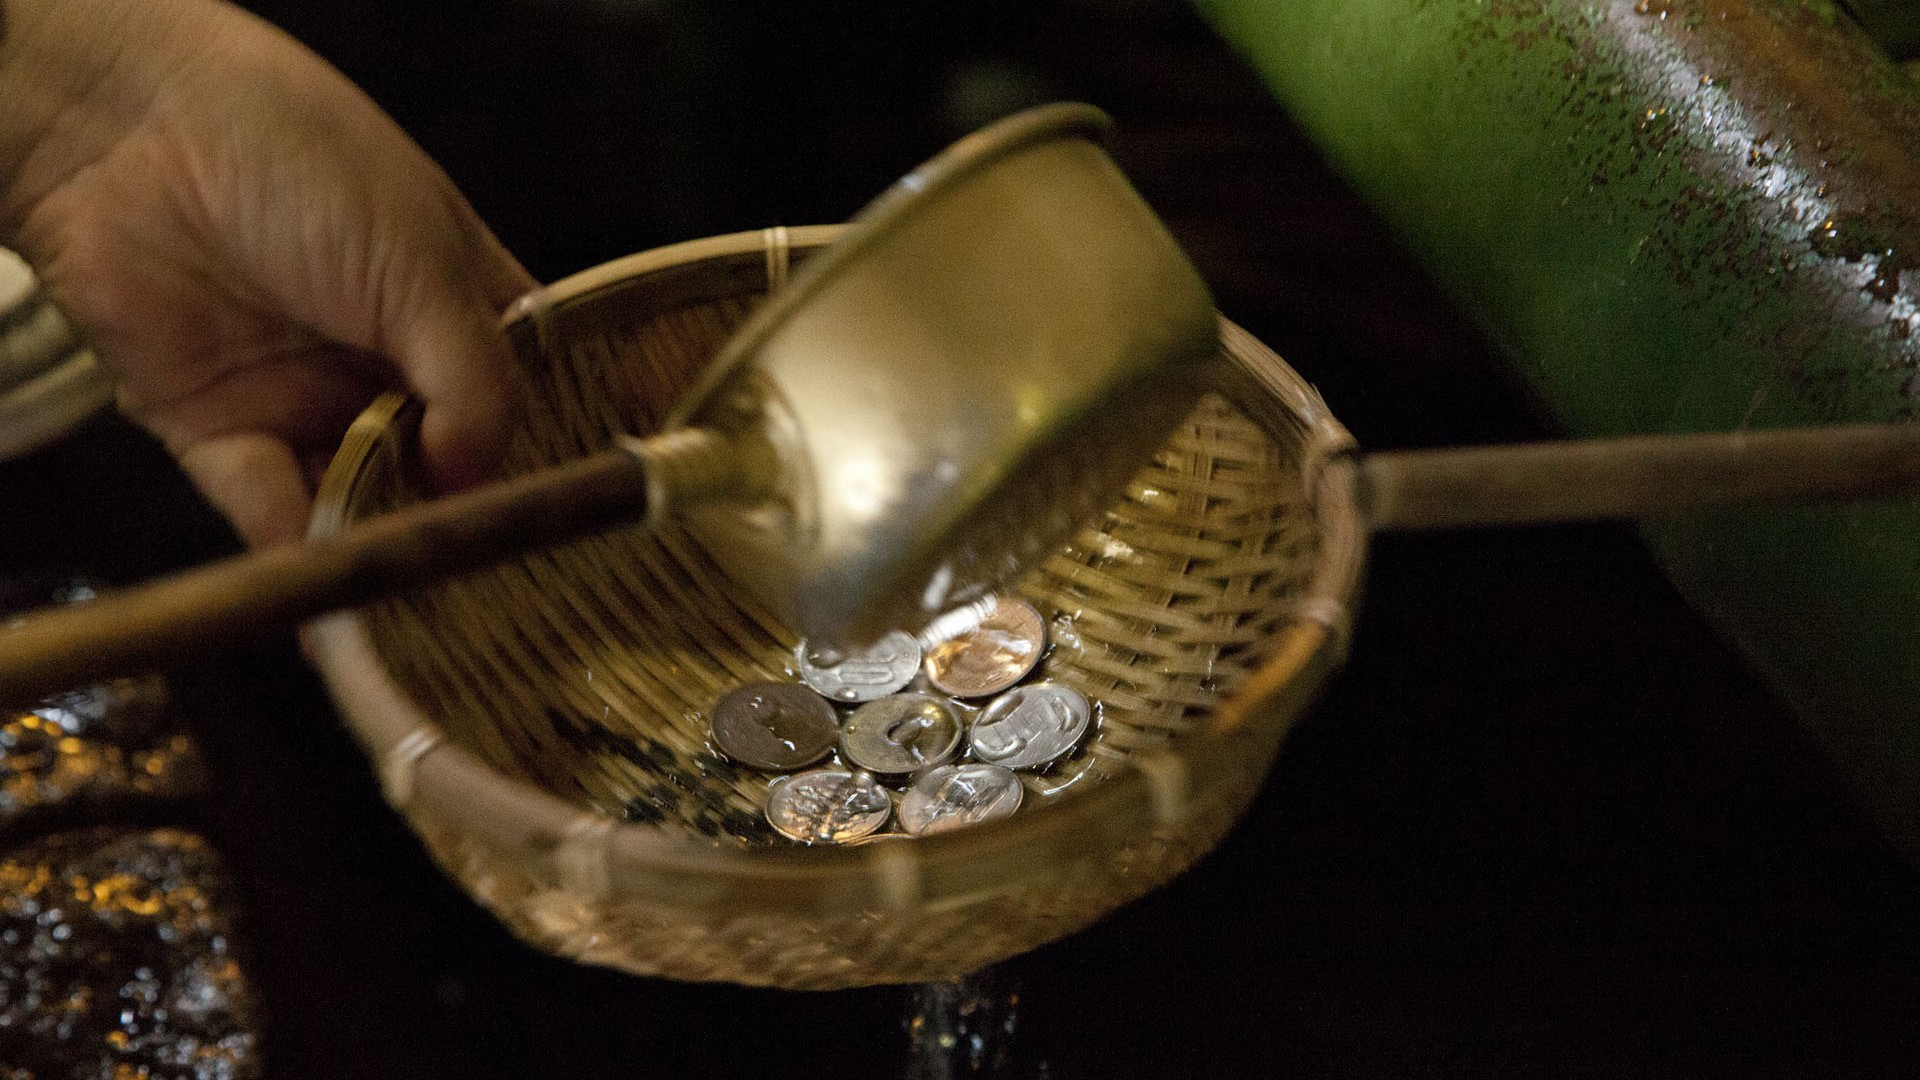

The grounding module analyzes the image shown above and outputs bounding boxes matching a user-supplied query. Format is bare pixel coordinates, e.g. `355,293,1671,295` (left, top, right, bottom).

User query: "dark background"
6,0,1920,1075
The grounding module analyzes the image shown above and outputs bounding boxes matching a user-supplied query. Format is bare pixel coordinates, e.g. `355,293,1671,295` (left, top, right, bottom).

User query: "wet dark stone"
0,679,205,842
0,828,261,1080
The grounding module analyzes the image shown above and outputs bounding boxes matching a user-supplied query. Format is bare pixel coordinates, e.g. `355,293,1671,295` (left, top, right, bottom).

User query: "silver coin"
968,682,1091,770
840,693,963,776
709,681,839,771
795,631,922,703
899,763,1025,836
923,598,1046,698
844,830,913,846
765,769,894,844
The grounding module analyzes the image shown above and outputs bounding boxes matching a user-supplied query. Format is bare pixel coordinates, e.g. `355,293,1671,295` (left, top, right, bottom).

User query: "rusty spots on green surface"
1197,0,1920,854
1423,0,1920,424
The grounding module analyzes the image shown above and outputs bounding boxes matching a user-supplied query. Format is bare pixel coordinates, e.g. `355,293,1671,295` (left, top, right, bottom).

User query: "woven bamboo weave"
307,226,1364,989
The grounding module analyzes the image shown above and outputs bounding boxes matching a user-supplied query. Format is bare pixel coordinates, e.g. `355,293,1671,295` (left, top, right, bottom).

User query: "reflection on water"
904,967,1050,1079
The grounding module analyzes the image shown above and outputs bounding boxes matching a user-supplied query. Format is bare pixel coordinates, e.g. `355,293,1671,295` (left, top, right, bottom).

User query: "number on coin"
924,598,1046,698
796,631,922,702
968,682,1091,770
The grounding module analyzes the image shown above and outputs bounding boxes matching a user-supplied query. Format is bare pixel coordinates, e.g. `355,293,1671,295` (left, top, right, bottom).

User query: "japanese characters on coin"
840,692,963,776
924,597,1047,698
795,630,922,702
710,681,839,771
899,762,1024,836
765,768,894,844
968,682,1091,770
703,595,1104,844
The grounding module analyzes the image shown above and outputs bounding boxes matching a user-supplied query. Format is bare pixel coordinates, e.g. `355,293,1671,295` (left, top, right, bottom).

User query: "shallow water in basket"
350,296,1320,846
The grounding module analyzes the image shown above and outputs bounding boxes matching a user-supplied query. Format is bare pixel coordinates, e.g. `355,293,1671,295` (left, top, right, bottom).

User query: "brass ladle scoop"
3,101,1920,708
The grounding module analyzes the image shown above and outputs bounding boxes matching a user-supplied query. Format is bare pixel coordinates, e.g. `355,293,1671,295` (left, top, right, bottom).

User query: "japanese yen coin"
765,769,894,844
840,692,963,776
924,598,1046,698
899,763,1025,836
968,682,1091,770
796,631,921,703
709,682,839,771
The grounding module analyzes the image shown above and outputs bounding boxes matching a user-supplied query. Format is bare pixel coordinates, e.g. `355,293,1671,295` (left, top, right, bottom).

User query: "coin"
967,682,1091,770
840,693,963,776
923,598,1046,698
765,769,894,844
844,830,912,846
709,681,839,771
795,631,922,703
899,763,1025,836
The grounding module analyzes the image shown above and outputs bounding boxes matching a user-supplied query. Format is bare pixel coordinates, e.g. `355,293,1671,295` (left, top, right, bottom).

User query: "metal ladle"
4,102,1920,709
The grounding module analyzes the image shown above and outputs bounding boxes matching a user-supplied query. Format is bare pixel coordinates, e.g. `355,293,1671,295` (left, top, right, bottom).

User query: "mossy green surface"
1202,0,1920,851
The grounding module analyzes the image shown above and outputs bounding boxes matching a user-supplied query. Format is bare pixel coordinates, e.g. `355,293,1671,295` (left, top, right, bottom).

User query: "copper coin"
924,598,1046,697
968,682,1090,770
899,763,1024,836
795,631,922,703
709,682,839,771
765,769,893,844
840,693,963,776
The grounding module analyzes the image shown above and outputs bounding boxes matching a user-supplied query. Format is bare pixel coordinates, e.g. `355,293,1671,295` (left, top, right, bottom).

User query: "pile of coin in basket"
705,596,1095,844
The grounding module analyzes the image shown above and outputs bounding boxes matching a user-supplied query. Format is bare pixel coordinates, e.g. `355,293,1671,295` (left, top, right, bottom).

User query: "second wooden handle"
1360,423,1920,532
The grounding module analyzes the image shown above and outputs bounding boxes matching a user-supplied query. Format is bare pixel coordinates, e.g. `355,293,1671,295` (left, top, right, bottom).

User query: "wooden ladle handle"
3,414,1916,710
0,446,655,710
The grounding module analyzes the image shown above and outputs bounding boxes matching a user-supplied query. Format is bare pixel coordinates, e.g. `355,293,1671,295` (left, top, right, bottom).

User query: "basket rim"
305,224,1365,914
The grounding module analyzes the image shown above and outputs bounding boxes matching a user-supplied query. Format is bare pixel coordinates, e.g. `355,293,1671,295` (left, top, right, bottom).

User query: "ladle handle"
1360,422,1920,531
0,445,660,709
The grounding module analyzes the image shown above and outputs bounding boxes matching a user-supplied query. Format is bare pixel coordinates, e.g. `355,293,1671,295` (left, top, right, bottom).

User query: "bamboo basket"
304,225,1364,990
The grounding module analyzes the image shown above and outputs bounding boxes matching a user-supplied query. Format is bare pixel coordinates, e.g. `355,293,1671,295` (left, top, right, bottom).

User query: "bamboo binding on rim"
304,226,1364,989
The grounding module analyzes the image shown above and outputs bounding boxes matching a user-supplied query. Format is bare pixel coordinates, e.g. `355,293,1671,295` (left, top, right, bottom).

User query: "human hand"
0,0,535,546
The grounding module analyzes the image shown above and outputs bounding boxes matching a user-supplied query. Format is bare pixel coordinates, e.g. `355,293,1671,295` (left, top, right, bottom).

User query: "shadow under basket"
305,225,1365,990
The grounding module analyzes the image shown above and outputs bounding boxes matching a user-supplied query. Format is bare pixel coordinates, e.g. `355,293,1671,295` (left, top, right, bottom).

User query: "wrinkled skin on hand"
1,0,534,545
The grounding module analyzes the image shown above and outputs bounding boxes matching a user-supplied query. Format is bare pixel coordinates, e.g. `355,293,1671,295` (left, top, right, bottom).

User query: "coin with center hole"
899,762,1025,836
795,631,922,702
924,598,1046,697
709,681,839,771
765,768,894,843
840,692,963,776
968,682,1091,770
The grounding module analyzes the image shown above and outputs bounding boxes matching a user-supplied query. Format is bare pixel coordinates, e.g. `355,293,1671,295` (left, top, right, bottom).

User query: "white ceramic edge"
0,350,113,462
